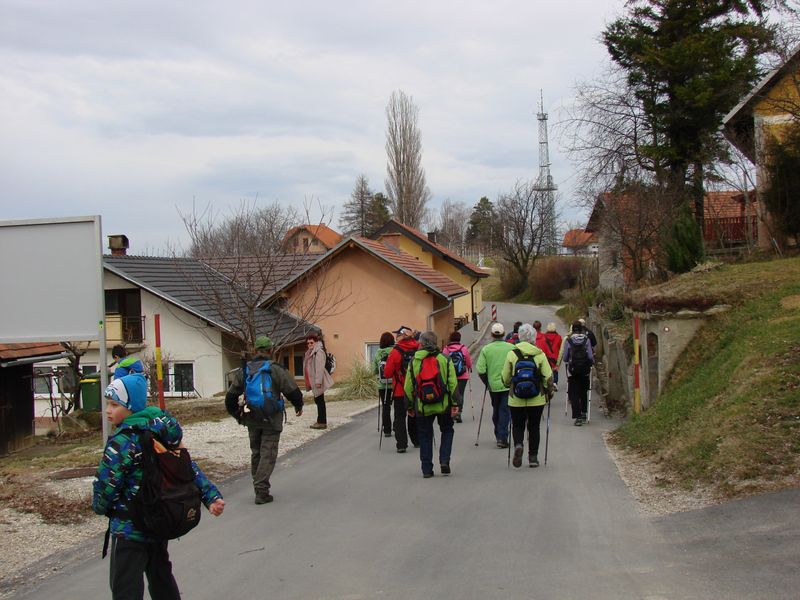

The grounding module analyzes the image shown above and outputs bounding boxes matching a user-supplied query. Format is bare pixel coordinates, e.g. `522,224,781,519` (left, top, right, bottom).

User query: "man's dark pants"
248,420,281,497
490,389,511,443
568,373,591,419
109,537,180,600
392,396,418,449
416,411,454,475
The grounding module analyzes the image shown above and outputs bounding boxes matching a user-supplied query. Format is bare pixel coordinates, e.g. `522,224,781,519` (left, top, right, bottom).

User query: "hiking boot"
581,413,588,424
496,441,509,449
454,414,463,423
310,422,327,430
254,493,274,505
529,455,539,468
512,445,523,468
384,432,393,437
440,463,451,475
423,472,434,479
413,444,420,448
574,418,583,426
397,447,407,454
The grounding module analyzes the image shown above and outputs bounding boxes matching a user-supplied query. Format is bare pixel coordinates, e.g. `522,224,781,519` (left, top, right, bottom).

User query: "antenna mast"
534,91,558,254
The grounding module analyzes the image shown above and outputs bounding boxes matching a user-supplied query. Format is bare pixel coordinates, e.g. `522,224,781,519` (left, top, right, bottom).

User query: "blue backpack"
511,349,541,399
449,346,467,377
244,361,284,419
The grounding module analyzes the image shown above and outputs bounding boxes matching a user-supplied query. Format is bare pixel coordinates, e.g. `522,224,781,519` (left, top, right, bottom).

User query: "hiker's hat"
104,373,147,413
392,326,412,336
254,335,272,351
490,322,505,336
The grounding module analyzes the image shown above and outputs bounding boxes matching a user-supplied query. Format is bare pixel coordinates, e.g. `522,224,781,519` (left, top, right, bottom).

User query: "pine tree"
465,197,497,250
339,175,373,236
665,204,705,273
367,193,391,236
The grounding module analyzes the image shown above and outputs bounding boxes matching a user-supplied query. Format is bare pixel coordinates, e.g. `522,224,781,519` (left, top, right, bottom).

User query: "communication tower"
533,91,558,254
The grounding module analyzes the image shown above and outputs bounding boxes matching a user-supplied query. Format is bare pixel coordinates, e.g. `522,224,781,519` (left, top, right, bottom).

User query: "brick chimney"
379,233,402,249
108,234,129,256
427,230,438,244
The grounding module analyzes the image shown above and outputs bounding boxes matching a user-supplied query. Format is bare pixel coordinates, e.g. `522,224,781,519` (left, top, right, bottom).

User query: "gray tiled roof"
103,255,317,347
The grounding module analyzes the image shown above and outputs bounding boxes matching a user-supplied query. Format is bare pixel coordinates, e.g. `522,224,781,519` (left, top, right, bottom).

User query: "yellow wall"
754,71,800,118
284,246,455,379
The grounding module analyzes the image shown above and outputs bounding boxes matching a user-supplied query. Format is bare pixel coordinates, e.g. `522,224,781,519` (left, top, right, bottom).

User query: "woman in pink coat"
304,333,333,429
442,331,472,423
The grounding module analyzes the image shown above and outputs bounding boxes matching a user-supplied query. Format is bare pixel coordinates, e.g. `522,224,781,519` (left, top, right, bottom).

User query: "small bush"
497,261,527,298
528,256,588,302
339,359,378,399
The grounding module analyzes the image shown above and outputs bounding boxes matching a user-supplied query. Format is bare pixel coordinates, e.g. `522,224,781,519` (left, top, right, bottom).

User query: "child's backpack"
449,346,467,377
511,349,541,399
568,335,592,376
412,353,447,405
130,430,202,540
324,352,336,375
244,361,284,420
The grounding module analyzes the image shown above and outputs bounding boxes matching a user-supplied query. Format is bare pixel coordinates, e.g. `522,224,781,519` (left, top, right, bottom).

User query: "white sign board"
0,216,104,343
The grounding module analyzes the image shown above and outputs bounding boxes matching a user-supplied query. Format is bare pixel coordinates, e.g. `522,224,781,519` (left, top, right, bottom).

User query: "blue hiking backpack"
244,361,284,420
511,349,541,399
449,346,467,377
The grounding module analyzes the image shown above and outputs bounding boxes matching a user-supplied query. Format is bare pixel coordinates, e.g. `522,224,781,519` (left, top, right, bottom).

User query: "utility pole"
533,91,558,255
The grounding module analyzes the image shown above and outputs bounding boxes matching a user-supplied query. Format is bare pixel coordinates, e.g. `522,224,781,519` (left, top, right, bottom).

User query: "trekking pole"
507,424,512,468
474,386,488,446
544,396,552,466
587,367,593,424
379,387,385,450
469,378,474,421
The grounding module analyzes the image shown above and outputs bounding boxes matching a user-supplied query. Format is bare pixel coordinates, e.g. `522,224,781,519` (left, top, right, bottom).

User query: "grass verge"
613,258,800,498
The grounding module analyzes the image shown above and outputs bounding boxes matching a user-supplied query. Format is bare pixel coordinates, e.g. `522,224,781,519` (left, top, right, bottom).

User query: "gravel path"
0,397,374,595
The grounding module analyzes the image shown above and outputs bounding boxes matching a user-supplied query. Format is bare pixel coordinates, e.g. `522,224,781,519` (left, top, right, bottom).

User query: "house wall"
284,246,451,379
77,271,227,398
286,231,328,254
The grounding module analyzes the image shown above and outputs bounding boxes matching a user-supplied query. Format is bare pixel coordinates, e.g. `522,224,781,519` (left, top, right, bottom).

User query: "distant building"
282,224,343,254
561,229,598,256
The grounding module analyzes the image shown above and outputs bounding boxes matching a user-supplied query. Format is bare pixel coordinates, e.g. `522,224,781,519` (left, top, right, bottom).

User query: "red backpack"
412,353,447,405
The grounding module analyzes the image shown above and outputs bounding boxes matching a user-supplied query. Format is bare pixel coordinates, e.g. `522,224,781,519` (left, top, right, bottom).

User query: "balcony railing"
106,314,145,344
703,216,758,245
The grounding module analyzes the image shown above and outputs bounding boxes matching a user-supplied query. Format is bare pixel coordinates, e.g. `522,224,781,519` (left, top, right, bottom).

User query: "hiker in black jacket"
564,322,595,426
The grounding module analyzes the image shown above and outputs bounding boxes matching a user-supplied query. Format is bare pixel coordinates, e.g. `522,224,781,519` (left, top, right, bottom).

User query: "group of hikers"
91,318,596,599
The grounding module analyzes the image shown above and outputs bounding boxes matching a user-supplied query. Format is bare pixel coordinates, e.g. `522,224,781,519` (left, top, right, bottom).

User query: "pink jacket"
303,341,333,398
443,343,472,380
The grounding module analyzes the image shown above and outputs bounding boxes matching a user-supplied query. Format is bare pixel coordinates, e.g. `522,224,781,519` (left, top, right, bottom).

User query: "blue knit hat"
104,373,148,413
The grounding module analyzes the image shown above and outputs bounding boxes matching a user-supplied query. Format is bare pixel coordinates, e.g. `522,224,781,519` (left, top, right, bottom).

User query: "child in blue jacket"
92,373,225,599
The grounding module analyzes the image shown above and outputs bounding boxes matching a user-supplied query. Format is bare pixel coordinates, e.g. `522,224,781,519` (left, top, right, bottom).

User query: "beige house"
371,219,489,329
263,236,468,379
282,224,343,254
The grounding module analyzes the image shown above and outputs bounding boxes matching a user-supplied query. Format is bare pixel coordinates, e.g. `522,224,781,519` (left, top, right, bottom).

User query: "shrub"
339,359,378,399
528,256,589,302
497,260,527,298
666,205,704,273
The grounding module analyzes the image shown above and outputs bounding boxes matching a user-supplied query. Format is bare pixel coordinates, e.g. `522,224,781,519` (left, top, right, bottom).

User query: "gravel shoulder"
0,396,374,597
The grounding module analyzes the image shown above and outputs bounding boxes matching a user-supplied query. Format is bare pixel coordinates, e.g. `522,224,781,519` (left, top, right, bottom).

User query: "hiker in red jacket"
533,320,547,350
442,331,472,423
540,322,563,385
382,326,420,453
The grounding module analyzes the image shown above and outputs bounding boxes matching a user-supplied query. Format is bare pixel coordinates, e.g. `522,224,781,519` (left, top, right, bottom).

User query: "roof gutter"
1,352,70,368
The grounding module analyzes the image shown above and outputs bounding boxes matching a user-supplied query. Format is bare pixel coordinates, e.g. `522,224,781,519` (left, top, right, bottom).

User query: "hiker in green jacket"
404,331,458,478
476,322,514,448
372,332,395,437
501,323,553,468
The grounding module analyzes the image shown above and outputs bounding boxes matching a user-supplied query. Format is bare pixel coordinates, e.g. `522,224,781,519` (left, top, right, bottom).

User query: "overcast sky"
0,0,625,253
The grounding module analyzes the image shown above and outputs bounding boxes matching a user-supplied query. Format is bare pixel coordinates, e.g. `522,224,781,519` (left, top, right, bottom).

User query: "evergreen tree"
603,0,775,223
465,197,497,250
339,175,373,236
367,192,392,236
665,204,705,273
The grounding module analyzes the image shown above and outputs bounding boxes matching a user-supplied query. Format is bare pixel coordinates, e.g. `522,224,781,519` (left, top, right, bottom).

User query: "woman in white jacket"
303,333,333,429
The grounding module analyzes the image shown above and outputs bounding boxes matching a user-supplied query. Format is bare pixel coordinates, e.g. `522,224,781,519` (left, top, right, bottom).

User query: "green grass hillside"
614,256,800,499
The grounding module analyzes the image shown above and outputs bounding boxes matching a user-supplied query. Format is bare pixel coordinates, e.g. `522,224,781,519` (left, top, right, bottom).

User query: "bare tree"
434,199,471,252
385,90,431,228
175,202,353,354
494,180,556,283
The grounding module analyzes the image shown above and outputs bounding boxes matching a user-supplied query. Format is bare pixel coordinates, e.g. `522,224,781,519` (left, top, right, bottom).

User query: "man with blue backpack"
225,335,303,504
501,323,553,468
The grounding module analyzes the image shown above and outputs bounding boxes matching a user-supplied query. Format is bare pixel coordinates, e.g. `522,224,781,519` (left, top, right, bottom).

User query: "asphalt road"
14,303,800,599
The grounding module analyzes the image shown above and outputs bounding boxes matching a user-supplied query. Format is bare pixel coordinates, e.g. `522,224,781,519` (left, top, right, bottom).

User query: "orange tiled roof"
703,191,757,219
283,224,343,250
562,229,597,248
0,343,64,360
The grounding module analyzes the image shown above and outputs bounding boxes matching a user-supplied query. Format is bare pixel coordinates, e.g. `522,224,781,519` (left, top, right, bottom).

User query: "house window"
172,363,194,394
303,238,309,251
293,354,304,377
82,365,98,376
311,238,319,246
34,367,53,395
365,343,380,365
